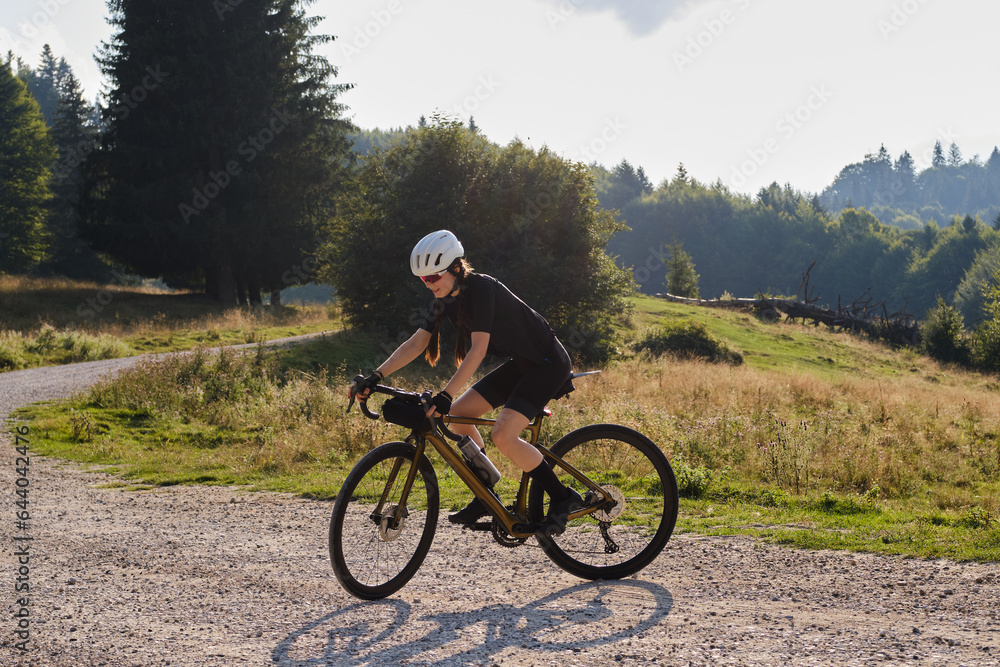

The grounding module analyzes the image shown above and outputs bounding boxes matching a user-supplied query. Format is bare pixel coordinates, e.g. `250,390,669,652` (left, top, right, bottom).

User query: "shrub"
974,272,1000,372
673,460,716,498
634,320,743,365
0,333,27,370
665,241,700,299
922,297,970,365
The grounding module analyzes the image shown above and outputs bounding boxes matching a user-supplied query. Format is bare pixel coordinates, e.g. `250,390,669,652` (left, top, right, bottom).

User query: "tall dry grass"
65,341,1000,514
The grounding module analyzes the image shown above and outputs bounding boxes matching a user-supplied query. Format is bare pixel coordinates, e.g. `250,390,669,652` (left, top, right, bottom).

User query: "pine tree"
81,0,354,303
0,59,56,273
665,240,700,298
16,45,61,125
948,142,963,167
673,163,689,185
931,141,946,168
45,62,106,279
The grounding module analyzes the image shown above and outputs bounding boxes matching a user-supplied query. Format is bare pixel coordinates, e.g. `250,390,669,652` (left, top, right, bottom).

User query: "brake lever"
346,374,364,414
420,390,437,431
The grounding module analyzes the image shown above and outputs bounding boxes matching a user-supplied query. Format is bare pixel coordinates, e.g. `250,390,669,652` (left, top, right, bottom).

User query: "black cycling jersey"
418,273,556,363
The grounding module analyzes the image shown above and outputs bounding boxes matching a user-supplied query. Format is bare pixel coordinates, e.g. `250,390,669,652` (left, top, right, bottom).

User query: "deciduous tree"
322,119,634,362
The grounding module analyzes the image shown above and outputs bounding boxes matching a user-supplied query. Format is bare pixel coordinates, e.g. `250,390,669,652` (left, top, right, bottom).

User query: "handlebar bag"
381,395,433,432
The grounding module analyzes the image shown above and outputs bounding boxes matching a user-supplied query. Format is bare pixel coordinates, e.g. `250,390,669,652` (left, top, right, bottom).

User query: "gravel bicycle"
330,374,679,600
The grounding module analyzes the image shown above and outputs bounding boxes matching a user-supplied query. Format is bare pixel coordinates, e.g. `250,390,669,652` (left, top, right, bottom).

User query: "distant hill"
818,142,1000,230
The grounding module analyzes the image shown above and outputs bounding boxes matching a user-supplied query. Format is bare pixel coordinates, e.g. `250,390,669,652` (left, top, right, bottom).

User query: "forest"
595,157,1000,324
2,2,1000,366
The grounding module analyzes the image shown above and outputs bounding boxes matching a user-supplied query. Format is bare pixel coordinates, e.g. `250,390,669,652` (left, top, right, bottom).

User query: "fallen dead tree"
656,291,921,347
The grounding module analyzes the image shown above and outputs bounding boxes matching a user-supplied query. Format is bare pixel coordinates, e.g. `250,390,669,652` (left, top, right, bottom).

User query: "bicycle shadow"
272,579,673,666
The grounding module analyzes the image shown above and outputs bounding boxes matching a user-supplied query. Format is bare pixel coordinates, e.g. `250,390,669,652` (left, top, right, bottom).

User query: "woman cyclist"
351,229,581,535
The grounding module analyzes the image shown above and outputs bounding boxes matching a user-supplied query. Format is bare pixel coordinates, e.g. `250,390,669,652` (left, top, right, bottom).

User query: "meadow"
8,283,1000,562
0,275,333,370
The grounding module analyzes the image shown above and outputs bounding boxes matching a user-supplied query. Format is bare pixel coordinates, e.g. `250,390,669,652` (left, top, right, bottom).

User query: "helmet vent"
410,229,464,277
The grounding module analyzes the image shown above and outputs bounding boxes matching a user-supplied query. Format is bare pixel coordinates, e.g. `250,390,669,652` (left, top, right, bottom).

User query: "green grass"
9,294,1000,562
677,491,1000,562
629,295,929,381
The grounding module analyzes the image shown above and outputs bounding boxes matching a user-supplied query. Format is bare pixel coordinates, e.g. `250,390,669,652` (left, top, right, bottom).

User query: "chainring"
491,509,527,548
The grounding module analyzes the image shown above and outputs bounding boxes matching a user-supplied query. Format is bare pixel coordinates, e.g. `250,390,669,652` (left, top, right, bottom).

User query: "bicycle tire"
329,441,439,599
528,424,678,580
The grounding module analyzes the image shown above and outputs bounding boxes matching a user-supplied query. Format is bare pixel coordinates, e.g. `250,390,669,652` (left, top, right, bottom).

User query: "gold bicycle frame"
389,411,614,540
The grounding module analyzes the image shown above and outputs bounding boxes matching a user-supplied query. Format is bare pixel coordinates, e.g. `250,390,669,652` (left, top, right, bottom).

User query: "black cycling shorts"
472,339,574,420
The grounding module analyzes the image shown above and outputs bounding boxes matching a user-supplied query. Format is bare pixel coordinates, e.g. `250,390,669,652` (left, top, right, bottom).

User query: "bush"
0,333,27,370
665,241,700,298
974,272,1000,372
634,320,743,365
672,460,717,499
922,297,970,365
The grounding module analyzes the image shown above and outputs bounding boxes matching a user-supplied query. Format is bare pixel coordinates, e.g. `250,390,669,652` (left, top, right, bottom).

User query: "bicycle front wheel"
529,424,678,580
329,441,439,599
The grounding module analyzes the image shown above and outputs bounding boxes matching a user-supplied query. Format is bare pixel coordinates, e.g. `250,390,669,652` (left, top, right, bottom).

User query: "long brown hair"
424,258,475,367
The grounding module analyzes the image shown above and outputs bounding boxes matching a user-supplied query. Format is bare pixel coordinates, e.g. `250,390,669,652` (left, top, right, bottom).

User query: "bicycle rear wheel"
329,441,439,599
529,424,678,580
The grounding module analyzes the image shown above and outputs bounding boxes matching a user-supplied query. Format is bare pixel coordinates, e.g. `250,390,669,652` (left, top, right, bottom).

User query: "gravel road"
2,345,999,666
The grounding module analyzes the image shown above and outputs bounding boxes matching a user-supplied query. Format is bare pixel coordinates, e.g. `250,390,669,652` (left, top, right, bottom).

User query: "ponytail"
422,258,475,368
424,325,442,367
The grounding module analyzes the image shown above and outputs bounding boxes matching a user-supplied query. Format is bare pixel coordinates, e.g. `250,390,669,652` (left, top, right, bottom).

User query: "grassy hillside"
0,275,336,370
11,292,1000,561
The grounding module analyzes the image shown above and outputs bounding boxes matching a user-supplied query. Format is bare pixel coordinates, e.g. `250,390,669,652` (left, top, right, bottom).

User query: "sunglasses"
421,271,448,284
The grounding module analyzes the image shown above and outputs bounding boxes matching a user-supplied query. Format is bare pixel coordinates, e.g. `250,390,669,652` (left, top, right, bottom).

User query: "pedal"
464,520,493,532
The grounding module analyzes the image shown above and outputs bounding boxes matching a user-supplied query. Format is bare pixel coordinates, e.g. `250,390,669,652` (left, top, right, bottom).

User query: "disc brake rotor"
591,485,625,522
377,504,408,541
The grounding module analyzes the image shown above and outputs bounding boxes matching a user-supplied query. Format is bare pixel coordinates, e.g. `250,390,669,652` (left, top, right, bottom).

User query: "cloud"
542,0,700,37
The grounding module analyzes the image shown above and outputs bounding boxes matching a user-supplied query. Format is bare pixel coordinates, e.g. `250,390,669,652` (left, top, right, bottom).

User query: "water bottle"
458,436,502,487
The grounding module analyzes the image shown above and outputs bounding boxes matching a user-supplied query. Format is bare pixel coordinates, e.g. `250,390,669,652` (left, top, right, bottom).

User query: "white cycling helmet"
410,230,465,276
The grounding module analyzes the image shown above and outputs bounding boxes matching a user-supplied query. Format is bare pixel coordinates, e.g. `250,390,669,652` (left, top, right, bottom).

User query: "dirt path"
2,344,999,666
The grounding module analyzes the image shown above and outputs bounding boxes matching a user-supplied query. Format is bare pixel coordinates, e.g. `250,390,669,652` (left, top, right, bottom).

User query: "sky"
3,0,999,196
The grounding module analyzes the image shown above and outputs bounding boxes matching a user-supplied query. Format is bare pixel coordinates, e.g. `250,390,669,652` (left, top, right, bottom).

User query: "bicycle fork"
370,444,426,532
